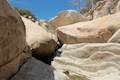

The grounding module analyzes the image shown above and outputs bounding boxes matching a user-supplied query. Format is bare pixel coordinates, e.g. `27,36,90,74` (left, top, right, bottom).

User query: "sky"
9,0,87,20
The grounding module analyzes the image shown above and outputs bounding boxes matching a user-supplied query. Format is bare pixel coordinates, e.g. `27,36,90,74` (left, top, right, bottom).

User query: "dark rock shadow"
10,57,55,80
32,53,54,65
32,44,62,65
55,49,62,57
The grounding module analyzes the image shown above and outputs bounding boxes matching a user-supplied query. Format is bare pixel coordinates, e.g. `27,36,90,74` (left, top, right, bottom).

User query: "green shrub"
15,7,37,20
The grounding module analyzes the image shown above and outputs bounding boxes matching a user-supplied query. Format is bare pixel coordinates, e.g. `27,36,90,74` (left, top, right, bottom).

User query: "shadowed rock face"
10,57,69,80
0,0,26,67
0,0,30,80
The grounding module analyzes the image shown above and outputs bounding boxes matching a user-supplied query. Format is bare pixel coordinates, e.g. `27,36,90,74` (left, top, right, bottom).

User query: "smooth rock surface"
57,12,120,44
0,0,30,80
52,43,120,80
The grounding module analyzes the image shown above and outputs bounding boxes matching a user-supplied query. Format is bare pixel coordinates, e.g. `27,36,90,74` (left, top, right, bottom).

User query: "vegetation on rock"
15,8,37,21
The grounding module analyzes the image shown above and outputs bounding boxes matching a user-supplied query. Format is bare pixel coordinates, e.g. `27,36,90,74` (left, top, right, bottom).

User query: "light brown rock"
52,43,120,80
116,0,120,12
22,17,58,56
108,29,120,43
0,0,30,80
93,0,114,19
57,12,120,44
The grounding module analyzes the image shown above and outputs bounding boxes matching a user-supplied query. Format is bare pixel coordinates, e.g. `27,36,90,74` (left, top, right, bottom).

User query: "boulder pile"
1,0,120,80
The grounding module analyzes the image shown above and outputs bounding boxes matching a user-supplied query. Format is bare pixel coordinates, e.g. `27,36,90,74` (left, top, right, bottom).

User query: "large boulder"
22,17,58,57
49,10,89,27
0,0,30,80
52,43,120,80
11,57,69,80
108,29,120,43
57,12,120,44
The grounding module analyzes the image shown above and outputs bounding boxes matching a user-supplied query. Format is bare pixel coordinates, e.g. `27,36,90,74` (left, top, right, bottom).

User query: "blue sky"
9,0,87,20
